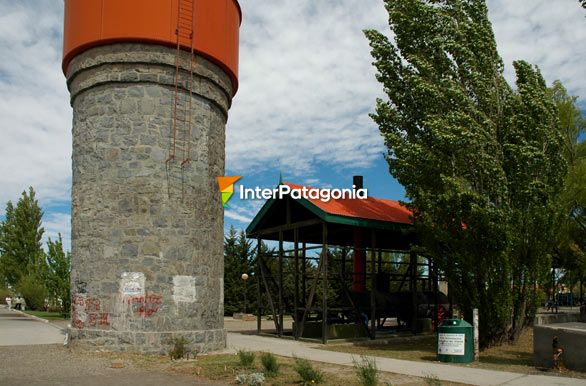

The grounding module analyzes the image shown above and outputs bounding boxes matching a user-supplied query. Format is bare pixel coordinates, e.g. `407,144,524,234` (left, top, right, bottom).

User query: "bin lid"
439,319,472,328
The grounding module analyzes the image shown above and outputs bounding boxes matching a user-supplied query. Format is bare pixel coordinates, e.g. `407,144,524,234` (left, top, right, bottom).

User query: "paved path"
0,306,220,386
2,308,584,386
0,306,64,346
226,332,586,386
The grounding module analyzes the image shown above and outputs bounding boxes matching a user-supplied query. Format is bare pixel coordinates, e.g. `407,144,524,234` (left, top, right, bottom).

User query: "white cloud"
488,0,586,105
224,209,253,224
42,211,71,253
1,0,585,242
228,0,390,175
0,1,71,215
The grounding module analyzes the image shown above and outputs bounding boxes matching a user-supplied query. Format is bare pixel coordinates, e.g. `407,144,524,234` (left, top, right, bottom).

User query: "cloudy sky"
0,0,585,251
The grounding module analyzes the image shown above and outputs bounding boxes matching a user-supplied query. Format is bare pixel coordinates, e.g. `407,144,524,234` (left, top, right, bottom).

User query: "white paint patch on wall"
120,272,146,296
172,275,197,303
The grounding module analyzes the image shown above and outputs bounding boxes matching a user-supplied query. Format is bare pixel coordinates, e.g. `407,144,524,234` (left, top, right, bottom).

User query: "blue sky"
0,0,585,251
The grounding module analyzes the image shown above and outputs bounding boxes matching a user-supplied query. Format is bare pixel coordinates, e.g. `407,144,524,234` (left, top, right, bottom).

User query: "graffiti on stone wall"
125,293,163,317
72,294,110,329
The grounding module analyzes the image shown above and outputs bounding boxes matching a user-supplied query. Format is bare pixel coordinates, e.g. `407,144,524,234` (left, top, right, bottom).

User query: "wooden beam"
410,250,417,334
294,227,300,340
249,219,322,238
302,242,307,304
298,247,324,339
432,259,439,331
370,231,376,339
256,238,262,334
322,222,329,344
278,230,284,337
259,253,279,333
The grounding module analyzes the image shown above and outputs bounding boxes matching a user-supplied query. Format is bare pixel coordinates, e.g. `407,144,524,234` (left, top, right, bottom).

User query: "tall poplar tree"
0,187,45,287
46,234,71,314
365,0,566,346
553,82,586,292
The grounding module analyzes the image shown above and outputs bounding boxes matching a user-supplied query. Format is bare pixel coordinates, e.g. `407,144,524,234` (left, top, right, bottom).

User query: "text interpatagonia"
239,184,368,203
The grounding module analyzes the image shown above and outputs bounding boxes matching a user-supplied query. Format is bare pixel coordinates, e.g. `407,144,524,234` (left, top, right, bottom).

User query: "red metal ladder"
167,0,196,167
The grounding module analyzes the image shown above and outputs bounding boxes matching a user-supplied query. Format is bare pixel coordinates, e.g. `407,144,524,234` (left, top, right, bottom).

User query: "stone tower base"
68,328,227,354
67,43,232,353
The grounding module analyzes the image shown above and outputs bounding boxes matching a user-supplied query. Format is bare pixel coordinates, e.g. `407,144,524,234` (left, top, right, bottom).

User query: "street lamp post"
241,273,249,314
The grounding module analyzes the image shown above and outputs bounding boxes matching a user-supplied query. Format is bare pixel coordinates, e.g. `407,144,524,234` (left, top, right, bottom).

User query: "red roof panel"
284,182,412,225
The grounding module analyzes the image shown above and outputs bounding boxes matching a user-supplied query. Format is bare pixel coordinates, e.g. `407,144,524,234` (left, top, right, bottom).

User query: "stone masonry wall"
67,43,232,353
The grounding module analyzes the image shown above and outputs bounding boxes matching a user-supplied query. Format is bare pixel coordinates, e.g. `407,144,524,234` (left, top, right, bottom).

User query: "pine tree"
224,226,254,315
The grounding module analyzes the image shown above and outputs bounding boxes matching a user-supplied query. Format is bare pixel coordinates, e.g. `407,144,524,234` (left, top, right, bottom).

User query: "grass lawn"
23,310,67,320
323,328,586,379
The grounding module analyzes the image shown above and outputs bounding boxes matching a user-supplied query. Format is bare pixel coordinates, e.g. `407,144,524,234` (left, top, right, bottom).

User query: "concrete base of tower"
67,328,227,354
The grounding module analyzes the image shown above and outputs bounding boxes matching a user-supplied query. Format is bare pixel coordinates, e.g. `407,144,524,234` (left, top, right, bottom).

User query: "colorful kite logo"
217,176,241,208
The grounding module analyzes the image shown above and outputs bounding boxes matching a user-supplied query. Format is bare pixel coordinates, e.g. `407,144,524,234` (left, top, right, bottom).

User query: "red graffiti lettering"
73,295,85,306
124,293,163,318
99,313,110,326
71,294,110,330
85,298,101,312
72,317,84,329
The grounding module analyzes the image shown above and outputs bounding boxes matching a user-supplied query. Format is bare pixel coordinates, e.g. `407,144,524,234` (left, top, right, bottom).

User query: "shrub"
235,374,248,384
423,373,442,386
235,372,265,385
353,356,379,386
238,350,255,367
168,336,191,360
260,352,279,376
17,274,46,310
0,287,11,304
294,357,324,385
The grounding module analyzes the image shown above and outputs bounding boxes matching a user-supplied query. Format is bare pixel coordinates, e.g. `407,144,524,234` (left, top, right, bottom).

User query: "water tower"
62,0,241,352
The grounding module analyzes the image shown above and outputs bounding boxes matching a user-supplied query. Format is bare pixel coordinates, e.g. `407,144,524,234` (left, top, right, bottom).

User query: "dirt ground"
0,343,470,386
0,344,221,386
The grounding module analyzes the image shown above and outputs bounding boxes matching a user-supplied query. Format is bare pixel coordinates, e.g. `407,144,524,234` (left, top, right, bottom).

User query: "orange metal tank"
62,0,241,94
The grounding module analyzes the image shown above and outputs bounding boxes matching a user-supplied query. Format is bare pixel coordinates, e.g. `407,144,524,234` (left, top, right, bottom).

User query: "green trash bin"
437,319,474,363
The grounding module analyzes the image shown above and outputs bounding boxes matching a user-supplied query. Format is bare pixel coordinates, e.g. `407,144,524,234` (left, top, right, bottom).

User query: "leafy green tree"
45,234,71,315
552,82,586,294
503,62,567,338
0,187,45,288
365,0,567,346
550,81,586,166
17,273,47,310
